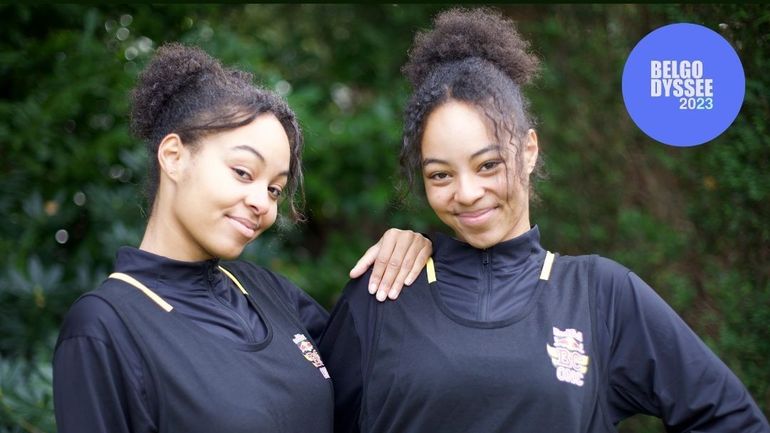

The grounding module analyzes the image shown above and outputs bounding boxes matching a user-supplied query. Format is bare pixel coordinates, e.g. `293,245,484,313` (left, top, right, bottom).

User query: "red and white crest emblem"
292,333,330,379
546,327,590,387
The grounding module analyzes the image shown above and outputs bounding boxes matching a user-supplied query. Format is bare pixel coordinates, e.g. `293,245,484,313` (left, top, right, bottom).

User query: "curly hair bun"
130,43,223,142
403,7,539,89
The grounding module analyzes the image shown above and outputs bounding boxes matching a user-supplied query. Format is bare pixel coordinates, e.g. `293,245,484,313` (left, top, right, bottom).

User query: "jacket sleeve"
53,296,156,433
597,258,770,432
319,274,377,433
296,289,331,344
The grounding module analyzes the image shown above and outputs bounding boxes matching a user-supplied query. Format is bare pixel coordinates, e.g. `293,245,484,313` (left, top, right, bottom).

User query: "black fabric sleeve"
595,257,769,432
53,295,156,433
319,271,378,433
296,290,331,344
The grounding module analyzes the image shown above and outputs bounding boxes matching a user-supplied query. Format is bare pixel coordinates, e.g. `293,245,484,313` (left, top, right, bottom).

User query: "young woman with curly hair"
52,43,432,433
319,8,769,433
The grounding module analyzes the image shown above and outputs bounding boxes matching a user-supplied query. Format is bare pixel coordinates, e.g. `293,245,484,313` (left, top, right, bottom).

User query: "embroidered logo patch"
546,327,590,387
292,334,330,379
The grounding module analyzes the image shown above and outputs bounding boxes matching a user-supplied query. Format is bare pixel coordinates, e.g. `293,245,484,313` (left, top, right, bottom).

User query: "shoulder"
57,294,118,343
553,253,629,275
587,255,661,309
554,254,633,289
553,254,640,328
55,281,136,352
334,264,431,318
584,255,687,346
339,268,379,309
324,269,379,331
592,255,633,276
559,254,643,316
320,270,377,347
548,253,631,293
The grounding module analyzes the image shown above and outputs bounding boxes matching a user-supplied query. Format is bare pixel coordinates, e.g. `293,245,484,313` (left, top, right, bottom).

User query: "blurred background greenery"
0,4,767,432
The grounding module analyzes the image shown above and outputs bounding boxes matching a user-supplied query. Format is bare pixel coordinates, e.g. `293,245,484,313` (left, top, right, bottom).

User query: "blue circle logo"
622,23,745,147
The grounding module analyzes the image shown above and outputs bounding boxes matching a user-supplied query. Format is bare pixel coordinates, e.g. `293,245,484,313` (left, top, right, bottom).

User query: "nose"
244,183,271,216
454,174,484,205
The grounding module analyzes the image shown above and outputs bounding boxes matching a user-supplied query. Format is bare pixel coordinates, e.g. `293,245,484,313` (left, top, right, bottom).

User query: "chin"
214,244,246,261
461,231,503,249
467,239,495,249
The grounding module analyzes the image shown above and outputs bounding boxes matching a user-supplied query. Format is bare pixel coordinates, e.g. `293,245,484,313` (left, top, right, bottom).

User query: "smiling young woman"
319,8,769,433
421,100,537,249
52,43,432,433
142,113,291,261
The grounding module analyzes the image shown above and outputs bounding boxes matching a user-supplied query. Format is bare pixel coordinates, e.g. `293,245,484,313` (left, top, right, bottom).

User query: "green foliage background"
0,4,767,432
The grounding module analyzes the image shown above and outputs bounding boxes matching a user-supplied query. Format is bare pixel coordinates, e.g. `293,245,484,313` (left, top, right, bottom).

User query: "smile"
455,207,496,226
227,216,258,238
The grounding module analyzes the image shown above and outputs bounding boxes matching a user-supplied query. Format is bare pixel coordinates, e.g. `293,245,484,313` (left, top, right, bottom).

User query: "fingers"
383,235,429,300
404,239,432,286
349,243,380,280
371,229,410,301
352,229,433,302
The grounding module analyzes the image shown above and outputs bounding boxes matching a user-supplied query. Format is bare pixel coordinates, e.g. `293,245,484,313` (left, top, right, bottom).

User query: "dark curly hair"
400,8,543,198
130,43,304,221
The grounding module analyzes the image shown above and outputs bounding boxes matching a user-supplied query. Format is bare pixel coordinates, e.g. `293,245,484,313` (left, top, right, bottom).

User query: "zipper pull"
482,250,489,265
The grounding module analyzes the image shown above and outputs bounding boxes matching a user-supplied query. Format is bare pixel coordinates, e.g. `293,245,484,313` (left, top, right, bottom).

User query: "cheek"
491,169,518,196
263,204,280,228
424,184,449,212
495,176,512,196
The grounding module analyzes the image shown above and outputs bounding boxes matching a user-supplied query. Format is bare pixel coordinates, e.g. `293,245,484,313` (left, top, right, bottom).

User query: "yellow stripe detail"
218,266,248,294
109,272,173,312
426,257,436,284
539,251,555,281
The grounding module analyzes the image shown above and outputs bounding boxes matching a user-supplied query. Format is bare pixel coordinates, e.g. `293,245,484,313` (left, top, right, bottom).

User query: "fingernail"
368,283,377,294
388,290,398,300
376,291,386,302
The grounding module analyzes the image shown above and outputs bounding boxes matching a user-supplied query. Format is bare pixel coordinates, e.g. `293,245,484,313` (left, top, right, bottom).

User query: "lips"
455,207,496,226
227,215,259,238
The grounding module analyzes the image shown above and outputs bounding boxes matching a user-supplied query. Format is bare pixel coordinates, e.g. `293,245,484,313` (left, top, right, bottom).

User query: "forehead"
213,113,291,162
421,101,494,159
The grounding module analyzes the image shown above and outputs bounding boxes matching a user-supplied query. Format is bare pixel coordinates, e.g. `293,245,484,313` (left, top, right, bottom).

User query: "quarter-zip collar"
430,226,546,321
114,246,223,294
112,246,266,344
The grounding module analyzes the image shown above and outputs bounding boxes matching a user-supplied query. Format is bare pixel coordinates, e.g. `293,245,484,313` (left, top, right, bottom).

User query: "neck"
139,212,172,259
139,203,211,263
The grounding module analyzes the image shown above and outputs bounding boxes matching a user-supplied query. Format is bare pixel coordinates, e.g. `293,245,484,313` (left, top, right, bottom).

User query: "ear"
157,133,188,183
523,129,539,175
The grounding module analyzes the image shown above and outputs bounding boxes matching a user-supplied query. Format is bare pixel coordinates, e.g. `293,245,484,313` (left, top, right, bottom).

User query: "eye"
428,172,450,181
268,186,283,199
232,167,252,181
479,160,502,172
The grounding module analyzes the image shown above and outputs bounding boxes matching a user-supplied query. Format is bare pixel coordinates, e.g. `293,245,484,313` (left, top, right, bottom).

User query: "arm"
319,275,376,433
598,259,769,432
295,289,331,343
349,229,432,302
53,296,155,433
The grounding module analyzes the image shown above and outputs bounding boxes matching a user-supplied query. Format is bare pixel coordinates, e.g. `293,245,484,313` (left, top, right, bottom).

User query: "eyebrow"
232,145,265,162
422,144,501,167
231,145,291,178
